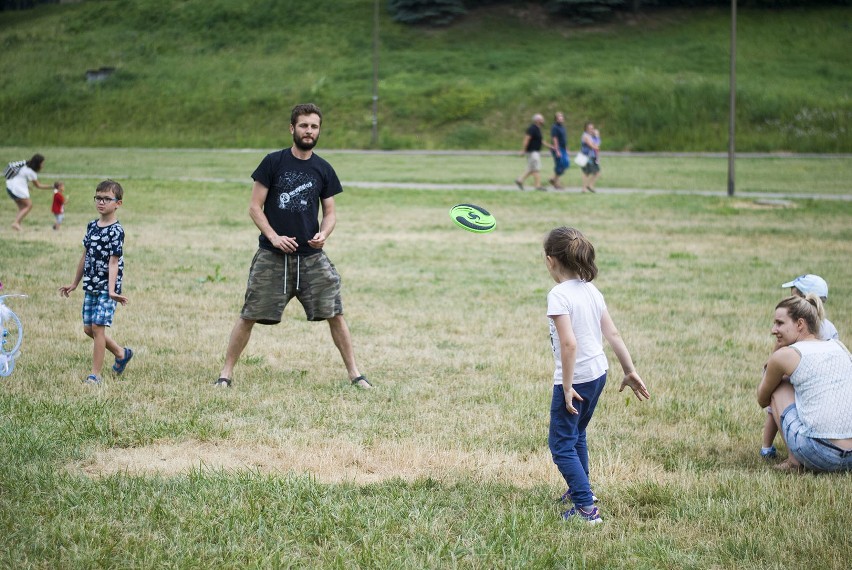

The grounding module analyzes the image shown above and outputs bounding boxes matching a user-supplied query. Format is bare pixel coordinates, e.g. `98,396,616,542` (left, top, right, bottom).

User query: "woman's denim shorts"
781,403,852,472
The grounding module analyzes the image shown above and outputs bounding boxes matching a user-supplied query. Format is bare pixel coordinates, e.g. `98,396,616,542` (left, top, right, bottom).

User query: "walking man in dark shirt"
515,113,550,191
549,111,570,190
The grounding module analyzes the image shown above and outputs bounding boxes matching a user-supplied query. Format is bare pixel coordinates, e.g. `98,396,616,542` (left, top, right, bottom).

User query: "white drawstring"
283,254,301,293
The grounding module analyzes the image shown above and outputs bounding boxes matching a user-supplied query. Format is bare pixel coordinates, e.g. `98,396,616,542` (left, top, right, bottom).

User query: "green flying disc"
449,203,496,233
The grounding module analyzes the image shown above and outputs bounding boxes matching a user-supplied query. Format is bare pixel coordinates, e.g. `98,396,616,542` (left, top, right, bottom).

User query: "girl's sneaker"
562,506,602,525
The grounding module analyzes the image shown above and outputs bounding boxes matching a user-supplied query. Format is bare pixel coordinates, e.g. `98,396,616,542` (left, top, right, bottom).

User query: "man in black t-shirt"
514,113,550,191
214,103,371,389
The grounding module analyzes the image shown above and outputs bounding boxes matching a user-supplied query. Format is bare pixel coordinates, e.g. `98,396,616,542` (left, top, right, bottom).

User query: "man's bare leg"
327,314,370,388
217,317,256,384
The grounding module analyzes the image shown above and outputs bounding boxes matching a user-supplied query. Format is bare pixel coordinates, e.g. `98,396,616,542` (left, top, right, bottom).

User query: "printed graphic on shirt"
275,170,316,213
82,221,124,294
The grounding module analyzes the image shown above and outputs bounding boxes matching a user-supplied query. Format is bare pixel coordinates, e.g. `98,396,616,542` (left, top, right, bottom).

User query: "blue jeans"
781,403,852,472
548,374,607,508
552,148,569,175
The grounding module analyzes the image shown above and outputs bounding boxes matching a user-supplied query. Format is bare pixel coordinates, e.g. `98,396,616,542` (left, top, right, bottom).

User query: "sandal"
112,347,133,374
83,374,102,385
351,375,373,389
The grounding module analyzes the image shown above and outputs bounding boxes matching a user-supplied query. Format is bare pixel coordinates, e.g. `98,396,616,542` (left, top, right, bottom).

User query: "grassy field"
1,149,850,568
3,146,852,197
1,1,850,151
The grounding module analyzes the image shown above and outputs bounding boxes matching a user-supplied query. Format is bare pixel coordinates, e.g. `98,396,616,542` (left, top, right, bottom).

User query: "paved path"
48,172,852,202
39,148,851,201
343,181,852,202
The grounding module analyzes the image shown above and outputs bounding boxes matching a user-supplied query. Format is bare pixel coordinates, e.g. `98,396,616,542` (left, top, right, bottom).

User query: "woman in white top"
6,153,52,231
758,294,852,472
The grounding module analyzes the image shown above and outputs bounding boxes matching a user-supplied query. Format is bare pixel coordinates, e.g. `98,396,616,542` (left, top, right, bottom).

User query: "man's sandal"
351,375,372,389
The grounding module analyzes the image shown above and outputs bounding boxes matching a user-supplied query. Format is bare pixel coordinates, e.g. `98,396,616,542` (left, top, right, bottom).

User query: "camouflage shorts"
241,248,343,324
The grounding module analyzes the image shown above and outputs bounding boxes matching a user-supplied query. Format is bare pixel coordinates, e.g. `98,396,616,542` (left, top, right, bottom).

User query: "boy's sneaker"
559,488,599,504
112,347,133,375
562,506,602,525
760,446,777,460
213,377,232,388
83,374,102,385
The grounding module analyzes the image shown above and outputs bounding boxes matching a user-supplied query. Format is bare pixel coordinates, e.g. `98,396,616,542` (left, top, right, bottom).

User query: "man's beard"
293,132,318,151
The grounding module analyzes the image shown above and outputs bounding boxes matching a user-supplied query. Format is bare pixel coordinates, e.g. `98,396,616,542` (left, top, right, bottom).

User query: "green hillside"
0,0,849,151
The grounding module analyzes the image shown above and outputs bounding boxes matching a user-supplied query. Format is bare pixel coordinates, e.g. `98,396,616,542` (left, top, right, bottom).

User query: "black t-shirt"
251,148,343,255
525,124,543,152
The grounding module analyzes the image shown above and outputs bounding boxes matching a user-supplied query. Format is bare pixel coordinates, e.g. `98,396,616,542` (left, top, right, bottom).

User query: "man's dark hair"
290,103,323,126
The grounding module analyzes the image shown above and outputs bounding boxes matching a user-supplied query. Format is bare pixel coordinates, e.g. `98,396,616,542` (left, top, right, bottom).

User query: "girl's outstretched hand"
619,371,650,401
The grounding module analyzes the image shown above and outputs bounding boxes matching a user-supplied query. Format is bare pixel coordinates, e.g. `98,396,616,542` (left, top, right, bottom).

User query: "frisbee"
449,203,496,233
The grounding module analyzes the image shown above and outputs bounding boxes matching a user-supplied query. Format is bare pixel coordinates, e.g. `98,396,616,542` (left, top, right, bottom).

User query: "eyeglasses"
93,196,118,204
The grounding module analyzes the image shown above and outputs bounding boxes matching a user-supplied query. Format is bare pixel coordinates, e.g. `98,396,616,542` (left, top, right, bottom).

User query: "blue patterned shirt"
82,220,124,294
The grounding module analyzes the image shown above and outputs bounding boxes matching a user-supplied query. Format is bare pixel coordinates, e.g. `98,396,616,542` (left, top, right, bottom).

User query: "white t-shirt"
821,318,838,341
6,165,38,199
547,279,608,386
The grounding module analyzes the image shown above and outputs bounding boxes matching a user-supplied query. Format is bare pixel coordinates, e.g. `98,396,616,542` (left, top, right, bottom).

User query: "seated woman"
757,294,852,472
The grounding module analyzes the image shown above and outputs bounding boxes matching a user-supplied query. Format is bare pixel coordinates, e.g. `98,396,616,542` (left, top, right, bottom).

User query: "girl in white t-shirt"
544,226,650,524
6,153,52,231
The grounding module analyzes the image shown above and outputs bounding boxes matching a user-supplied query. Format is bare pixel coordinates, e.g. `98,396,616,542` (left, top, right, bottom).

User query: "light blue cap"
781,274,828,298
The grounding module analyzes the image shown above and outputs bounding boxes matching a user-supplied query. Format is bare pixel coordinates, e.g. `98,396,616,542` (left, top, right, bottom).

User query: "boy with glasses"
59,180,133,385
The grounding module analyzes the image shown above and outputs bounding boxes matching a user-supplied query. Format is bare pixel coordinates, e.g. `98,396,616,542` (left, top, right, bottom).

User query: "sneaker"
514,180,524,191
562,506,602,525
559,489,599,504
112,347,133,375
760,446,777,460
213,377,232,388
83,374,102,385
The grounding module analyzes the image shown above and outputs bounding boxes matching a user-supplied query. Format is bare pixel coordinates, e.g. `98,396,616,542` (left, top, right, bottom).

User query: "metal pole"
371,0,379,148
727,0,736,196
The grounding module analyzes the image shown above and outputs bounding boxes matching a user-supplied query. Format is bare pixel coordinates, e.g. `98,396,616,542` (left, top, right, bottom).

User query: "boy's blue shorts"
82,292,116,327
